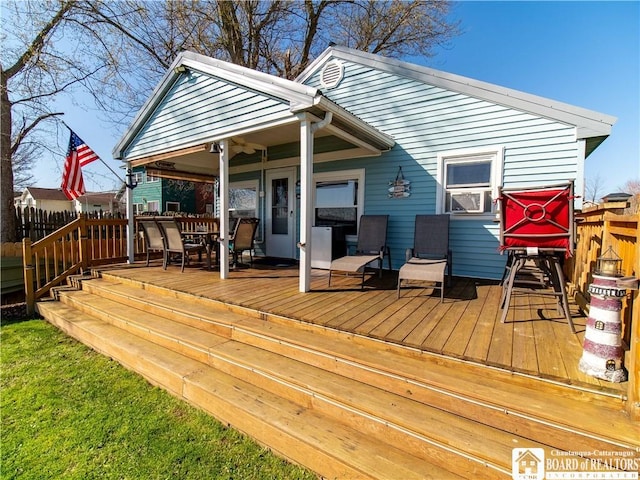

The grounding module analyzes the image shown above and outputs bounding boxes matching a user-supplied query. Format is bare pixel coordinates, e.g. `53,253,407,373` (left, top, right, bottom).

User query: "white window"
313,169,365,238
229,180,259,219
436,147,504,217
133,203,144,215
146,172,160,183
146,200,160,213
132,171,144,184
166,201,180,212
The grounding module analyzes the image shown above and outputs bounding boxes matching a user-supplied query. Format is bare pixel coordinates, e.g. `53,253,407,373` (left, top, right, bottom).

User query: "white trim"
575,139,586,210
436,146,504,219
298,46,616,138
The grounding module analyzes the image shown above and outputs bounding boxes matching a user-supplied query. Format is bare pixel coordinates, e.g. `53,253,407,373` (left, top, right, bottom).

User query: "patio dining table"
182,230,219,270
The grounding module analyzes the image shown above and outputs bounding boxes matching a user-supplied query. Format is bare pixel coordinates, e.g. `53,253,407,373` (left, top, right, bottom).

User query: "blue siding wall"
125,72,292,160
303,60,581,279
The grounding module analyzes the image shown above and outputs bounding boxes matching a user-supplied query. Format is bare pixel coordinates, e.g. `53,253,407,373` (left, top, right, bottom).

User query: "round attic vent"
320,60,344,89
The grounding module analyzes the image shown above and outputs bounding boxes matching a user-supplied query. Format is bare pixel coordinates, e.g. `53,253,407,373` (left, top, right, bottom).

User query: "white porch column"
299,116,313,292
126,164,135,264
219,139,230,279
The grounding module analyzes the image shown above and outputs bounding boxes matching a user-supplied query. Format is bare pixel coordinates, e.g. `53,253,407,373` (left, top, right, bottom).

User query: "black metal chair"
397,214,452,301
229,218,260,267
157,218,205,272
329,215,390,289
138,218,165,267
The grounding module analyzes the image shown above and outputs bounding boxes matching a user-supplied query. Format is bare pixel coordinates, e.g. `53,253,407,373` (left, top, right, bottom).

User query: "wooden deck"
96,258,627,395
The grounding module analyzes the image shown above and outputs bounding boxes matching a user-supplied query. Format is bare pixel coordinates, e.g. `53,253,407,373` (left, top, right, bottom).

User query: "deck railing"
22,215,218,314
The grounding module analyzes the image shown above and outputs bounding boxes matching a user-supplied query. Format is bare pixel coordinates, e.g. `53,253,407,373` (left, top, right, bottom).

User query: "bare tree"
619,179,640,195
584,174,607,203
1,0,459,242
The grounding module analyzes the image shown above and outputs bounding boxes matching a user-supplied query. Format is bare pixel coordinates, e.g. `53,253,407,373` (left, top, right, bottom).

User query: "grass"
1,319,317,480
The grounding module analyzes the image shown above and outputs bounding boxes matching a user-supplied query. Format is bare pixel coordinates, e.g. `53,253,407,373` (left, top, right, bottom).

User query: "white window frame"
436,146,504,219
165,201,180,212
133,203,144,215
131,171,144,184
146,200,160,213
229,179,259,218
229,179,260,242
146,172,160,183
313,168,365,242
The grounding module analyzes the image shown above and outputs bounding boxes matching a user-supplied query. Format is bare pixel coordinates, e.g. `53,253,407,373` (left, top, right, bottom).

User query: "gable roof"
22,187,69,202
113,50,394,162
297,46,616,156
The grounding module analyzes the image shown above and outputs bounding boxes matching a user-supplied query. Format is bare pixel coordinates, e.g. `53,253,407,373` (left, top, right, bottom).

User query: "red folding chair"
498,182,576,331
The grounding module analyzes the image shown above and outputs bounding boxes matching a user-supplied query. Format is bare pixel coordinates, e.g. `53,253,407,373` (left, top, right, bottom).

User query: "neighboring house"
73,192,121,215
14,187,72,212
113,46,615,285
129,166,214,215
15,187,123,215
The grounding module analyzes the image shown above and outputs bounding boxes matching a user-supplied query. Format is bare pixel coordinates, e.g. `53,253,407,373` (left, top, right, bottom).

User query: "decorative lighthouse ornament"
578,246,628,383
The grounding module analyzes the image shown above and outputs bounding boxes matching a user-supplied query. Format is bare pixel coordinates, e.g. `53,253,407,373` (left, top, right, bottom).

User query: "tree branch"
11,112,64,155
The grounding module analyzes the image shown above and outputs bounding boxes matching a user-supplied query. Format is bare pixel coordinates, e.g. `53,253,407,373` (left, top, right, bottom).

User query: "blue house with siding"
114,46,615,290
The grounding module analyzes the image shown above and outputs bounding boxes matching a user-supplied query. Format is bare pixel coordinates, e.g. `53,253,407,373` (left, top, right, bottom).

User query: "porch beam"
219,139,230,279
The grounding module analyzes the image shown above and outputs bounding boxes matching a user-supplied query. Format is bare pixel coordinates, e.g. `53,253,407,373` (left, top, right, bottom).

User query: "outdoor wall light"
210,142,222,154
596,245,623,277
173,65,187,74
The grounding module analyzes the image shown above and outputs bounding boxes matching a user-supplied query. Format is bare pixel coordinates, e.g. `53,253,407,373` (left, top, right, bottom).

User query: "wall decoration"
388,166,411,198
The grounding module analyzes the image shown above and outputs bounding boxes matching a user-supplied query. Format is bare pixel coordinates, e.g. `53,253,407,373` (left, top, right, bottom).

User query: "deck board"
95,262,627,394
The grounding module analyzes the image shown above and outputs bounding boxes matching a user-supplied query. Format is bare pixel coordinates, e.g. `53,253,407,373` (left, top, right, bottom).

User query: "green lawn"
1,319,316,480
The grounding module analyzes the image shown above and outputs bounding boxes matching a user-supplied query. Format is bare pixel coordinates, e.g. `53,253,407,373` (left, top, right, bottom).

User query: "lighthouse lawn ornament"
578,246,628,383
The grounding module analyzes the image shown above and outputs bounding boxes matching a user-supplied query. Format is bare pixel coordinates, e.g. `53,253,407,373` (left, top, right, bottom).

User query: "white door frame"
265,167,296,259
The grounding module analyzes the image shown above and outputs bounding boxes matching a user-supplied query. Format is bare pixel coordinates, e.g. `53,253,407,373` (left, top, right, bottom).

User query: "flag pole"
61,120,126,185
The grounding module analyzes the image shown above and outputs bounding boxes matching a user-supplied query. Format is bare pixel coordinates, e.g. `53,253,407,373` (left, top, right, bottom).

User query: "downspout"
311,112,333,134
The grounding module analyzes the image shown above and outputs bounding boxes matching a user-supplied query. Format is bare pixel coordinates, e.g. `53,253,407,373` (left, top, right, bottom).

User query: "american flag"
61,130,100,200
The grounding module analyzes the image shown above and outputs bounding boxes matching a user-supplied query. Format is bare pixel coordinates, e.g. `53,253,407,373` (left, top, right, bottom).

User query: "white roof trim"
298,46,616,140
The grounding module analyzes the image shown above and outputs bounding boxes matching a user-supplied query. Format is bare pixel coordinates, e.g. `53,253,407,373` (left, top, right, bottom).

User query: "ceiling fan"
230,136,267,155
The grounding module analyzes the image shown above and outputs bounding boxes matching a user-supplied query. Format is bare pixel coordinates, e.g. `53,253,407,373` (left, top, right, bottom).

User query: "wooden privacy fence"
22,215,219,313
567,200,639,341
15,207,124,242
566,196,639,420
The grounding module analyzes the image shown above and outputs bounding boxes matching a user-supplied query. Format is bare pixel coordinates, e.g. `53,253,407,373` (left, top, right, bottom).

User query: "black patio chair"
229,217,260,267
329,215,390,289
138,217,166,267
397,214,452,301
157,218,205,272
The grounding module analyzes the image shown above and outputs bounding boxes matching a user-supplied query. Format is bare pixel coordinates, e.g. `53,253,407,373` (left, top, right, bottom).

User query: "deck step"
36,300,465,480
54,286,513,477
36,273,640,479
80,276,637,453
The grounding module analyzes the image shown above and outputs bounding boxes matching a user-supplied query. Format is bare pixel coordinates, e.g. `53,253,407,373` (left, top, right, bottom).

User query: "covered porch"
94,259,628,395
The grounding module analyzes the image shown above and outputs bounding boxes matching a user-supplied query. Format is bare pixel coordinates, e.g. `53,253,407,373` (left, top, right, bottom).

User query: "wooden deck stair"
36,271,639,480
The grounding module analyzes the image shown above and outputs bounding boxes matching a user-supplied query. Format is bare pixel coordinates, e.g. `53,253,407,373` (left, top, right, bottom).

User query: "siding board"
125,71,291,159
303,58,583,279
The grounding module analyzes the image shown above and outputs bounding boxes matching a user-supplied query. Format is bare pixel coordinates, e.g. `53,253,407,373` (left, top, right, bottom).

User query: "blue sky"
37,0,639,197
